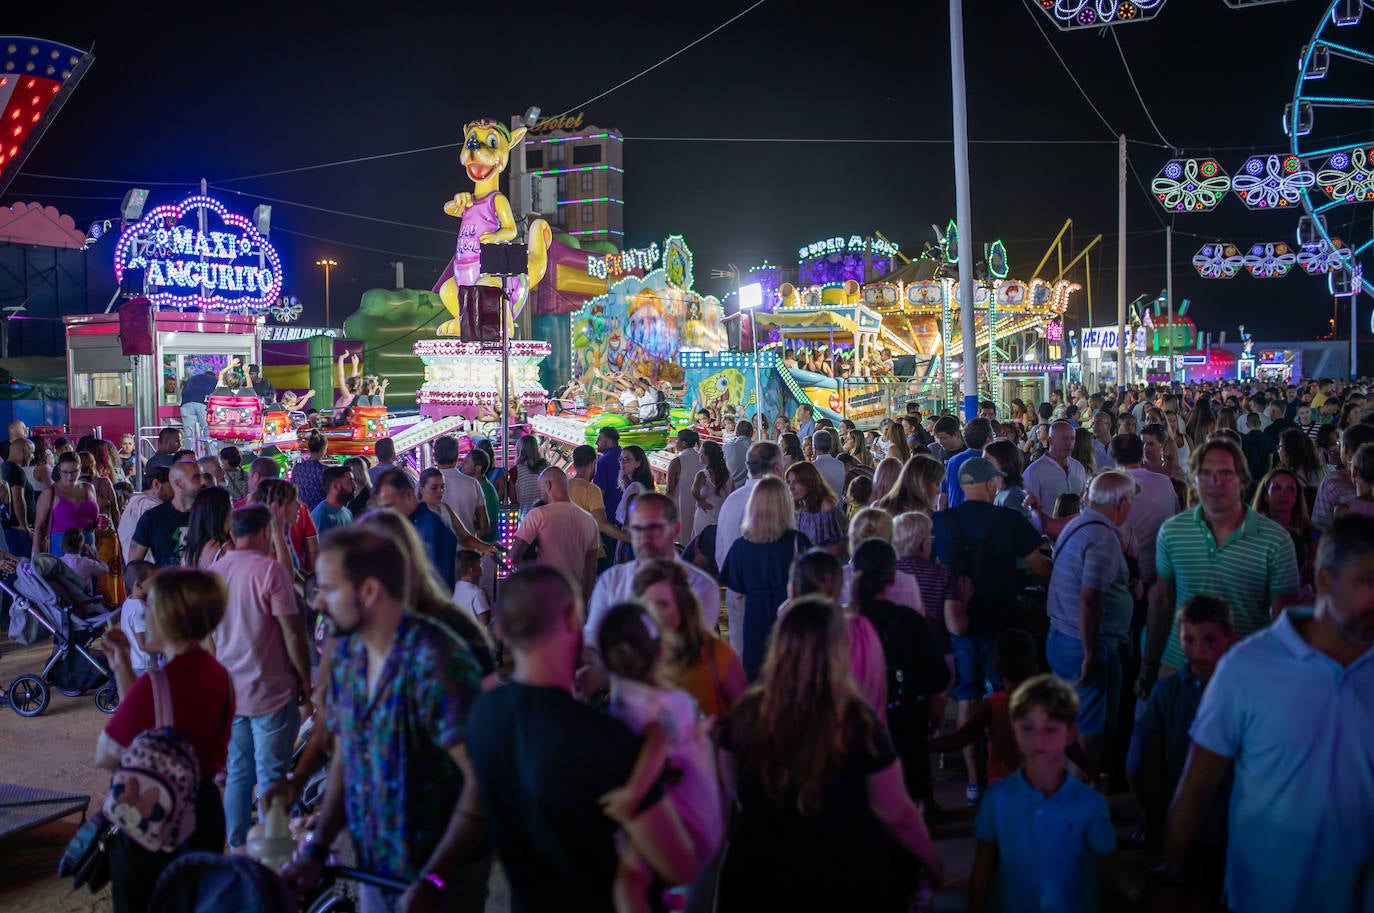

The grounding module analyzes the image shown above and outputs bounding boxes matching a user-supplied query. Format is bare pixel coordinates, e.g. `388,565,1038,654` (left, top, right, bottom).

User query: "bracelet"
420,872,446,892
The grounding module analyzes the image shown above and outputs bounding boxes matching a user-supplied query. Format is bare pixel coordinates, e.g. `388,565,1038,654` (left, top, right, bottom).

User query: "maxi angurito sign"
113,194,283,312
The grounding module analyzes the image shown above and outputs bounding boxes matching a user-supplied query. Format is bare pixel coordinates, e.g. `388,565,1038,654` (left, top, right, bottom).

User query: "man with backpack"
932,457,1051,805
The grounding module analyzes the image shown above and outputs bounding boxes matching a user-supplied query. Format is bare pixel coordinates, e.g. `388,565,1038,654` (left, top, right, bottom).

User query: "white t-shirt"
452,579,491,623
1023,454,1088,512
619,390,639,411
440,466,485,535
585,556,721,644
121,596,152,671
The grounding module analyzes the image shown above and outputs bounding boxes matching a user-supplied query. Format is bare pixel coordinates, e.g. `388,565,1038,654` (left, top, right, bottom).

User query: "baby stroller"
2,554,120,717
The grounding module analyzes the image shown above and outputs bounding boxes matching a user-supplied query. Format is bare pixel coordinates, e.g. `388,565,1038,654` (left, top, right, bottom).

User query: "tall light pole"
315,258,338,326
739,282,765,430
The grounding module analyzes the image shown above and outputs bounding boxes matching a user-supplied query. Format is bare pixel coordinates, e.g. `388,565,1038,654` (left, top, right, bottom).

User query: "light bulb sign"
113,194,283,312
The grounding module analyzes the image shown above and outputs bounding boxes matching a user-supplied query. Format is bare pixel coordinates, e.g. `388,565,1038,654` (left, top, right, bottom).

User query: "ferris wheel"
1288,0,1374,299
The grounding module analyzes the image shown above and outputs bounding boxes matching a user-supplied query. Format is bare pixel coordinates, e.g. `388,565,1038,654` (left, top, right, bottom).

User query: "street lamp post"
315,258,338,327
739,282,765,431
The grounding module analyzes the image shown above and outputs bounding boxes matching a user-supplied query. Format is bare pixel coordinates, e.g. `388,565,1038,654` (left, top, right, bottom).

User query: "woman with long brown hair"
690,439,733,533
869,457,903,506
874,454,942,517
632,559,745,719
787,461,847,557
715,596,942,912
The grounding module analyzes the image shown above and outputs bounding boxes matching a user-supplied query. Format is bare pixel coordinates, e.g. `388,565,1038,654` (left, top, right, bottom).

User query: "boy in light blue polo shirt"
971,674,1117,913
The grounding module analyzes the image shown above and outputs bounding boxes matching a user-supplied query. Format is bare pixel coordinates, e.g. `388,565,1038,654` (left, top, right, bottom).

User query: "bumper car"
300,405,389,457
207,395,264,443
581,407,691,451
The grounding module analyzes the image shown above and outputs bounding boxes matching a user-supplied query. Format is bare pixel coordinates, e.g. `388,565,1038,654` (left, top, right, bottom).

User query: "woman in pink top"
33,450,99,557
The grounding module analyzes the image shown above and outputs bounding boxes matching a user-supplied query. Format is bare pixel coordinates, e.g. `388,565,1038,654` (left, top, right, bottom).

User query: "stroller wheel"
94,682,120,714
8,674,50,717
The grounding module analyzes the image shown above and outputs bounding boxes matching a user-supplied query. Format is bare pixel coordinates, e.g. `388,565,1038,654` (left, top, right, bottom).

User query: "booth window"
70,347,132,408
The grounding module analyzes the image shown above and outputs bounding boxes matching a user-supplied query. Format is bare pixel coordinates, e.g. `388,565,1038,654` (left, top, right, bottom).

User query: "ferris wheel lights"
1332,0,1362,27
1283,101,1313,137
1330,269,1357,298
1302,43,1330,79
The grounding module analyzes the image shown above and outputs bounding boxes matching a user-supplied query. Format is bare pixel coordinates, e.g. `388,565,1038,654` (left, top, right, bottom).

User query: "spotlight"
120,187,148,221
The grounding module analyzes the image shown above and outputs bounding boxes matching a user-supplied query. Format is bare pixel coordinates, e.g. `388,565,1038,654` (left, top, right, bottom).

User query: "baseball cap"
959,457,1005,485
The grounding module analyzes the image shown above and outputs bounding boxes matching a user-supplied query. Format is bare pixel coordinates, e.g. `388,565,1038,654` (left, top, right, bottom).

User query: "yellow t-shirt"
1311,392,1328,409
568,478,606,558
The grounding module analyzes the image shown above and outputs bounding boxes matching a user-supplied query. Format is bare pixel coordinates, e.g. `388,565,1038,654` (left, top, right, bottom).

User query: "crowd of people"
22,375,1371,913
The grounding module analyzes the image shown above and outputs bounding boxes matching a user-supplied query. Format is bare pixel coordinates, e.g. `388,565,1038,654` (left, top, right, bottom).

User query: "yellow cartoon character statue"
435,117,553,336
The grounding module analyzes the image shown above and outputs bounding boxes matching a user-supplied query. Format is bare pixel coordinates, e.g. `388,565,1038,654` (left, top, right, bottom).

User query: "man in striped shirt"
1139,438,1300,698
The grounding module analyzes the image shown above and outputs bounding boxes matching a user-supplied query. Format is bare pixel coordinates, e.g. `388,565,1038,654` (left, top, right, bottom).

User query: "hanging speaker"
118,297,155,356
459,285,504,342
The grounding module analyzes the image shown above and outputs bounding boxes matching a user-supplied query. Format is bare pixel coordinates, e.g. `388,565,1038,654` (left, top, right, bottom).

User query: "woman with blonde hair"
892,510,958,735
841,507,924,612
721,475,812,679
99,568,232,913
869,457,903,506
787,461,847,556
874,454,942,516
715,596,942,911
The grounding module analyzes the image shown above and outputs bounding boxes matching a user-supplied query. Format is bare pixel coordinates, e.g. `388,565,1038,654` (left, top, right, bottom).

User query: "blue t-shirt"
942,448,977,508
311,501,353,536
180,372,217,406
1190,609,1374,913
974,768,1115,913
409,504,458,590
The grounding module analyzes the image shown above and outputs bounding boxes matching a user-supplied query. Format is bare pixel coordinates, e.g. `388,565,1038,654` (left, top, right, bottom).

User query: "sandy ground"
0,633,1158,912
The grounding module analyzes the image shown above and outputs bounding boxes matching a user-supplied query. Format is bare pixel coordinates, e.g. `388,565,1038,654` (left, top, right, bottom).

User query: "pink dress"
847,614,887,723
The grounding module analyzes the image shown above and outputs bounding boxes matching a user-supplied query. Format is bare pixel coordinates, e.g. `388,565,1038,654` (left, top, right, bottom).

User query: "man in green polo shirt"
1138,437,1299,698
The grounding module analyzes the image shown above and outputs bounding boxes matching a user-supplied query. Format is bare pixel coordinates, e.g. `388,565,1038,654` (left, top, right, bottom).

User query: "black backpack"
945,509,1020,637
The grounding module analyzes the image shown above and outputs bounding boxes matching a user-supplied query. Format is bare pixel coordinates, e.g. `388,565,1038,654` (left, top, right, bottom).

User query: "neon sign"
798,235,899,261
588,242,660,280
113,194,283,312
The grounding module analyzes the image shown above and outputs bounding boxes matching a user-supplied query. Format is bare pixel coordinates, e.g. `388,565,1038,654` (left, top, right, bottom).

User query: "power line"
12,172,193,187
271,225,448,262
1111,30,1173,149
553,0,768,117
629,136,1117,145
217,142,462,184
208,184,453,235
1020,0,1117,138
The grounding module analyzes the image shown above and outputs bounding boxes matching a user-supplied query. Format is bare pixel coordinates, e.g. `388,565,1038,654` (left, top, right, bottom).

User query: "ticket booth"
65,311,261,442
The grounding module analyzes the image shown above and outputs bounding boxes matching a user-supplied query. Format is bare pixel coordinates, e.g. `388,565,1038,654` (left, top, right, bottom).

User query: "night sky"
3,0,1368,345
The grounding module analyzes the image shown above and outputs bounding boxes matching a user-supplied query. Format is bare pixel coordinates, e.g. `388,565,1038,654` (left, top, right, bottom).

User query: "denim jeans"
180,401,208,455
225,700,300,847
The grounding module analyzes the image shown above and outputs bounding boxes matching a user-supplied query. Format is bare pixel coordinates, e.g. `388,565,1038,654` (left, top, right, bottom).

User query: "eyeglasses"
626,522,671,535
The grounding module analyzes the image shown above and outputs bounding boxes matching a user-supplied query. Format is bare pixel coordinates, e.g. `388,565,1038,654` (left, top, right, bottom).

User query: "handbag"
58,812,116,893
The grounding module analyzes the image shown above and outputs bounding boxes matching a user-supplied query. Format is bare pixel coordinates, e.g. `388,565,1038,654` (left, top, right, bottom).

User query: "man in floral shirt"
282,526,488,913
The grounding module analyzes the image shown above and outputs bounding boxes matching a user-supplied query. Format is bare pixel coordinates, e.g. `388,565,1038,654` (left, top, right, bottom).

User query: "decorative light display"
1152,159,1231,212
113,194,283,312
1314,147,1374,203
0,39,93,196
944,221,959,264
988,240,1009,279
995,279,1027,306
414,339,551,416
1243,242,1298,278
270,295,301,322
1036,0,1166,30
1232,154,1315,209
1193,242,1245,279
905,280,945,309
1296,237,1352,275
663,235,694,289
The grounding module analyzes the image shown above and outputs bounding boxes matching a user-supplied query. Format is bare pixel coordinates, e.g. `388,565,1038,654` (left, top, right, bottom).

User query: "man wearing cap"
248,364,276,407
932,457,1051,805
